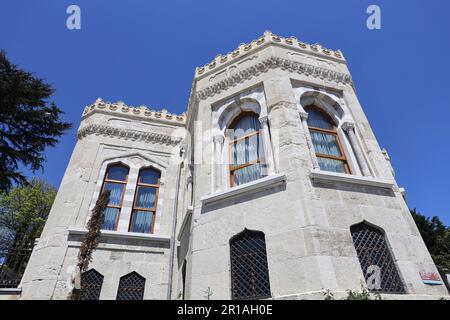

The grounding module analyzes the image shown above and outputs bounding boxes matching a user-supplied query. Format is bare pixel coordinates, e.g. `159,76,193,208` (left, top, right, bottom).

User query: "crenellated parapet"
195,30,345,78
81,98,186,125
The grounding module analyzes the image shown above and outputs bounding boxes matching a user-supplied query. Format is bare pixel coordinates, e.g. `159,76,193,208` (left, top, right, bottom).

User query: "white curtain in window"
130,210,153,233
231,114,265,186
102,207,119,230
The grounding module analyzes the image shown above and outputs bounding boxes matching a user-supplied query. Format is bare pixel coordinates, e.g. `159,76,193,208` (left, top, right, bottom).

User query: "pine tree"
0,50,72,191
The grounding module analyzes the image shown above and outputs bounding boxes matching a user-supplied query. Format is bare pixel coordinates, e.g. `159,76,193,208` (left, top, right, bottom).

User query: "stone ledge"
67,227,171,245
201,173,287,206
177,206,193,241
310,169,394,190
0,288,21,297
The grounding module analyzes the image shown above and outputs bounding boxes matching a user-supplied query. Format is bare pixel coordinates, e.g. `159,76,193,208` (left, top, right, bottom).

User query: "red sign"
420,271,442,285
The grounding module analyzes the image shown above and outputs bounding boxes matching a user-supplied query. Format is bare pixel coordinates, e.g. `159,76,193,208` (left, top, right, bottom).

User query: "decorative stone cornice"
82,98,186,125
77,123,183,146
195,31,345,77
195,56,352,101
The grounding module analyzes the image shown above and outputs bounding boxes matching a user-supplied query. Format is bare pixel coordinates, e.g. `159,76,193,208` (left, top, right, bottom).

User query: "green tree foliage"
0,179,56,274
411,208,450,270
0,50,72,192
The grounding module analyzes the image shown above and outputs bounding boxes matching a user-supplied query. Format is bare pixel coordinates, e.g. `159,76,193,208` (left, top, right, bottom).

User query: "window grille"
351,223,405,294
80,269,104,300
116,272,145,300
230,229,271,300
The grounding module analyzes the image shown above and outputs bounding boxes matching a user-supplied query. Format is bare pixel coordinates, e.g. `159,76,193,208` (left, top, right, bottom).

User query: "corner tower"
20,100,187,299
179,31,447,299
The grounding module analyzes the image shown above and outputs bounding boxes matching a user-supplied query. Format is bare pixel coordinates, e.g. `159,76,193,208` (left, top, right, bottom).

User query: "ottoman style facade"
19,31,448,300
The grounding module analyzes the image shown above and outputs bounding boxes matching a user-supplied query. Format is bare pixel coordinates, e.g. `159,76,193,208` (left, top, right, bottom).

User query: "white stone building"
18,31,449,300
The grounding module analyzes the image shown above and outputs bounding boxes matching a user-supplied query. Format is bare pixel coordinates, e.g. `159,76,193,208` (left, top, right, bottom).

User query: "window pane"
232,135,261,166
306,108,335,130
317,157,347,174
106,165,128,181
102,207,119,230
103,182,124,206
310,131,342,157
130,210,153,234
139,169,160,185
232,114,261,139
135,187,157,209
233,163,263,186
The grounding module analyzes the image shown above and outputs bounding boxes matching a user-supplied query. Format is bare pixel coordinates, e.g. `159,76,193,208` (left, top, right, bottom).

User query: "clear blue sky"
1,1,449,224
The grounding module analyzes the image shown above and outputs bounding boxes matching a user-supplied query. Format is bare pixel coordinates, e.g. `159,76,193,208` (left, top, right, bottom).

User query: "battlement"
81,98,186,125
195,31,345,78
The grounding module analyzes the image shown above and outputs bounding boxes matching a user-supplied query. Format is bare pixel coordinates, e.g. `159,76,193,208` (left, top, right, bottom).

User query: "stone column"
342,122,371,176
299,111,320,170
259,115,276,175
213,135,224,191
187,167,193,207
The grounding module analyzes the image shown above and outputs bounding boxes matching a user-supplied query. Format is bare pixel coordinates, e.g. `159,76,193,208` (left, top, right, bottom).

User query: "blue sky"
1,1,449,224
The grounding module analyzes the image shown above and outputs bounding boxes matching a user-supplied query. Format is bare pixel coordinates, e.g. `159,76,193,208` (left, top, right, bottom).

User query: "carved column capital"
299,111,309,120
213,135,224,144
259,115,269,125
341,121,355,132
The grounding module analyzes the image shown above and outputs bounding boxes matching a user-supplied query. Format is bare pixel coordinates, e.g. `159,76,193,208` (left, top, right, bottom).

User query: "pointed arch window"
351,222,406,293
229,112,265,187
80,269,104,300
306,106,350,174
129,167,161,234
100,164,129,230
230,229,271,300
116,272,146,300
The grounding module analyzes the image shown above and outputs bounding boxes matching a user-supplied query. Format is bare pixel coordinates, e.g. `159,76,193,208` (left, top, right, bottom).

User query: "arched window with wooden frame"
306,106,350,174
100,164,129,230
228,112,265,187
230,229,271,300
129,167,161,234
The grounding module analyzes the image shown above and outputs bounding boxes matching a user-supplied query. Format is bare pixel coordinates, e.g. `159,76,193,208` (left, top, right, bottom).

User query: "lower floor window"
116,272,146,300
351,222,406,294
230,229,271,300
81,269,104,300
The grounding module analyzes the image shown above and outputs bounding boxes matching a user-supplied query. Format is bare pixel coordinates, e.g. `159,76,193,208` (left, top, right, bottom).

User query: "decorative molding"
213,135,225,144
82,98,186,125
195,31,345,77
258,115,268,124
196,56,352,100
341,121,355,132
77,123,183,146
299,111,309,120
67,227,171,245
